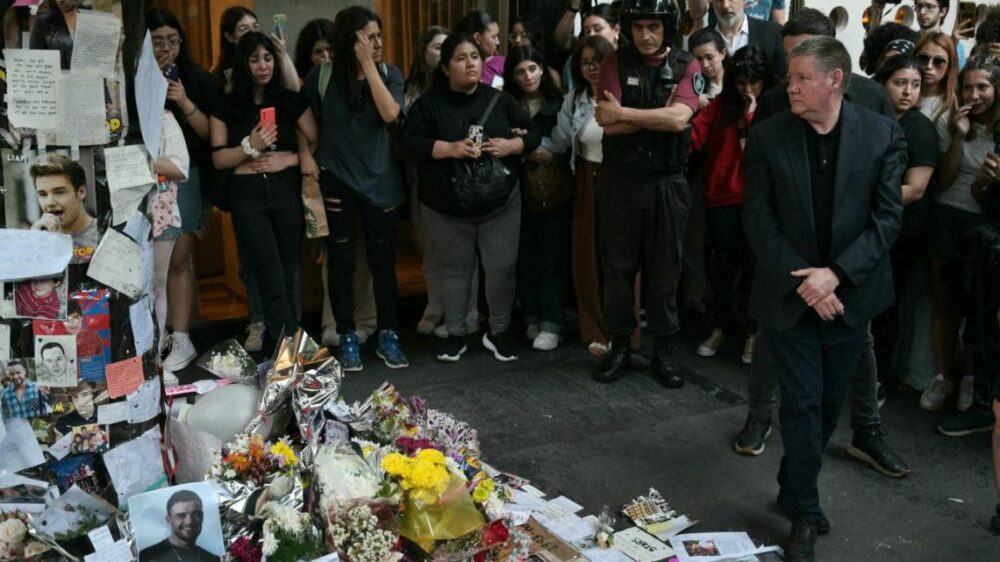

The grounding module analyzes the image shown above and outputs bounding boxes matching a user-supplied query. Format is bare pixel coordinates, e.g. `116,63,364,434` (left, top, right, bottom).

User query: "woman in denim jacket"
537,35,638,357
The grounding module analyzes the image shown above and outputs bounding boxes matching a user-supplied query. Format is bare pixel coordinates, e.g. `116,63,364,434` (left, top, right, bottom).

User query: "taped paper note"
40,74,108,146
102,426,166,506
105,357,143,399
0,418,45,473
98,401,129,425
0,230,72,281
127,377,161,424
70,11,122,78
87,229,142,300
104,145,154,225
5,49,59,129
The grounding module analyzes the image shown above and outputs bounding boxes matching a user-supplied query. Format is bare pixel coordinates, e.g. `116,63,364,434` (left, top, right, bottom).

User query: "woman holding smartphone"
403,33,539,364
145,9,218,374
210,32,318,351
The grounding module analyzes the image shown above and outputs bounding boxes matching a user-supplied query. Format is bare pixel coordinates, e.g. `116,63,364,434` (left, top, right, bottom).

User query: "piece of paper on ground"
669,532,758,562
614,527,674,562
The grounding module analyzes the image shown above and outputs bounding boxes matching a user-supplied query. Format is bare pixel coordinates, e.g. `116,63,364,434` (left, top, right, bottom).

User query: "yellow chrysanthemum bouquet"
381,449,484,551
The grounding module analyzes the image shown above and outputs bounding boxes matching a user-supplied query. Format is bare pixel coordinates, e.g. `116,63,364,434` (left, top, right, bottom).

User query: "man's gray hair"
789,36,852,92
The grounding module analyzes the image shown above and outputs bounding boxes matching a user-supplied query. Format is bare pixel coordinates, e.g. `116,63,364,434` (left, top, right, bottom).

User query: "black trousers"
230,169,303,348
707,204,756,334
871,230,926,384
767,313,868,519
517,202,573,333
320,170,401,333
596,171,690,340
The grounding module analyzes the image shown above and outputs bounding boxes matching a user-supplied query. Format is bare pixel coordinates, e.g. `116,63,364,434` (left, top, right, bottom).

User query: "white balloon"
185,383,271,444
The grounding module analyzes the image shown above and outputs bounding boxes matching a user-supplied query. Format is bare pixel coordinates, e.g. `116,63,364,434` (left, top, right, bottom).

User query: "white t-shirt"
578,112,603,164
918,95,945,123
934,115,990,214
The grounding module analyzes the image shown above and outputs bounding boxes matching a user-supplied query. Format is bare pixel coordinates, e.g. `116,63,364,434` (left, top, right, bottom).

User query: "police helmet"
620,0,680,46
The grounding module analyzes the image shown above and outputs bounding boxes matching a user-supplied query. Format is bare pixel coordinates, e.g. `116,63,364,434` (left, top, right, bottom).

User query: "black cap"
620,0,680,45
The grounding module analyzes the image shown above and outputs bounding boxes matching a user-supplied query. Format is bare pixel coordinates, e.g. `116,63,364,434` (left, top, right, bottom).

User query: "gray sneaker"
734,416,772,456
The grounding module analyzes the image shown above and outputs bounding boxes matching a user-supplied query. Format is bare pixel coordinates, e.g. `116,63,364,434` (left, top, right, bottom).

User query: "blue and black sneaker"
338,331,363,372
376,330,409,369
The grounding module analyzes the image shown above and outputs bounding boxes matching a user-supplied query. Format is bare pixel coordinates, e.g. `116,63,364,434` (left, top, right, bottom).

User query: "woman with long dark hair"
145,8,219,378
504,45,572,351
211,6,301,353
210,32,318,351
539,35,630,357
560,3,622,90
405,25,449,107
689,45,775,365
870,54,937,398
212,6,299,93
403,33,539,363
454,10,505,88
405,24,483,338
303,6,407,371
922,55,1000,413
293,18,334,81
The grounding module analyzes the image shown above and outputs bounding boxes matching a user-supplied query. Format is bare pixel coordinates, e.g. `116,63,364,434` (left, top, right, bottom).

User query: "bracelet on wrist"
567,1,580,13
241,136,261,159
183,105,198,118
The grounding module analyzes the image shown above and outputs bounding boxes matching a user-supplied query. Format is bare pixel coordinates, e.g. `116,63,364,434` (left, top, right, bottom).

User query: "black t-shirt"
139,539,220,562
211,89,309,153
898,108,938,234
806,120,840,265
167,63,219,170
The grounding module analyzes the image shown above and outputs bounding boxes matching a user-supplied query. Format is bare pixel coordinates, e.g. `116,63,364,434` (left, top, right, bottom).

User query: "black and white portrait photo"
127,483,224,562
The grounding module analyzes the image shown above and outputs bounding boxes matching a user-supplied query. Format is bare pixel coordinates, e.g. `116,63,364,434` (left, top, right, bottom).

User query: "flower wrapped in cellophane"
326,503,401,562
381,448,485,552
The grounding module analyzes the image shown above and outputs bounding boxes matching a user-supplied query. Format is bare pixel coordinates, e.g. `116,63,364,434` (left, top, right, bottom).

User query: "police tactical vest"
603,47,693,178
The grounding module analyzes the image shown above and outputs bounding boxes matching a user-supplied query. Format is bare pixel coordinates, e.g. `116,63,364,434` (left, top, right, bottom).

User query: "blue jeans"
230,169,303,347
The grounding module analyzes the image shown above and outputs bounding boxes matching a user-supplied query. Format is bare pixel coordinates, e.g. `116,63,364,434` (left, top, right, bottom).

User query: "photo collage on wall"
0,2,170,558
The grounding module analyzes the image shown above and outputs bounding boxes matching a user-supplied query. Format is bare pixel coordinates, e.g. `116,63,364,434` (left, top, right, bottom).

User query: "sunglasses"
916,53,948,69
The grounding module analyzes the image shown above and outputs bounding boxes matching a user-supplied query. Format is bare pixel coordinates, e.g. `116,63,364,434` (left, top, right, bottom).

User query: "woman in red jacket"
689,45,776,365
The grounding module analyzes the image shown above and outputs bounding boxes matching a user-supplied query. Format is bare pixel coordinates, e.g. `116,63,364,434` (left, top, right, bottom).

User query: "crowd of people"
58,1,996,559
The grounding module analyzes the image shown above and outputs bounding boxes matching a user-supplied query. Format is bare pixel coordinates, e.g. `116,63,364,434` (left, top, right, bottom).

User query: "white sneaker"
741,334,756,365
696,328,726,357
957,374,975,412
162,369,180,387
416,312,442,335
920,373,954,411
525,323,540,341
163,333,197,372
532,331,561,351
244,321,265,353
321,327,339,347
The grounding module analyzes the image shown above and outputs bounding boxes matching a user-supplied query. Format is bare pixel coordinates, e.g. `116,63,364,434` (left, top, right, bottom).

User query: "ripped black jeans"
320,170,400,333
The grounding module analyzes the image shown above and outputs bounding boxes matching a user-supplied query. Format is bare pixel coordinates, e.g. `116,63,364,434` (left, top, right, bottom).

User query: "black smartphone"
163,64,180,82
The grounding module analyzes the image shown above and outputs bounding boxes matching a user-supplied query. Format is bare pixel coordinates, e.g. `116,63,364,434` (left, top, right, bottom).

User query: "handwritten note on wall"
70,11,122,78
0,230,73,281
105,356,144,399
87,229,142,299
5,49,59,129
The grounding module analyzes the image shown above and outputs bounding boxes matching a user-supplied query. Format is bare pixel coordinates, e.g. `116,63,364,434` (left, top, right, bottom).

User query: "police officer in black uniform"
592,0,702,387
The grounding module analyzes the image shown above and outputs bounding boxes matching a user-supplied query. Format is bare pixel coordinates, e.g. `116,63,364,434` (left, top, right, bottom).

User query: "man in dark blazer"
736,7,910,486
743,37,904,562
704,0,786,76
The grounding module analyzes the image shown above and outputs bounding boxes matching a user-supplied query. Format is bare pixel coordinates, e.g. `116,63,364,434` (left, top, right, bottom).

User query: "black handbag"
449,91,513,217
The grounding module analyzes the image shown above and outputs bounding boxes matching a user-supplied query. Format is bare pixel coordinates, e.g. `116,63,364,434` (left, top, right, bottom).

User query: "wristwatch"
241,135,261,159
